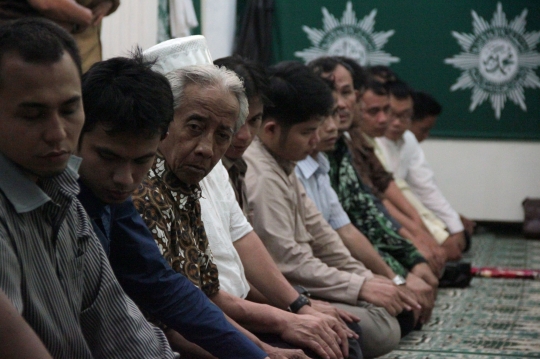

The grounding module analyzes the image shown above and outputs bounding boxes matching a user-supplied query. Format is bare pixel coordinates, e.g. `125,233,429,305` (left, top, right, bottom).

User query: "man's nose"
113,164,134,187
43,113,67,144
194,133,214,158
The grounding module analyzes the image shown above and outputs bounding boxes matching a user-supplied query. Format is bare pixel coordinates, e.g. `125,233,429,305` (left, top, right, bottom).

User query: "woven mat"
379,233,540,358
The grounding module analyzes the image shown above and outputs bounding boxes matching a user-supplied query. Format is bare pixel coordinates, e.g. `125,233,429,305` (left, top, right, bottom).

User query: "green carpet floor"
379,233,540,358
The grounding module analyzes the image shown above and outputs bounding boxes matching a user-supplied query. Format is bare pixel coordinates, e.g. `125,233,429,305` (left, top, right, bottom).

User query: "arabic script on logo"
295,1,399,66
445,2,540,119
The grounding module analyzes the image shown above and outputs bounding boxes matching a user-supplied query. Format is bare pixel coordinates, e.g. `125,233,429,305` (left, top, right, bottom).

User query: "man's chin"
177,165,214,185
338,122,353,132
24,166,67,182
317,144,335,153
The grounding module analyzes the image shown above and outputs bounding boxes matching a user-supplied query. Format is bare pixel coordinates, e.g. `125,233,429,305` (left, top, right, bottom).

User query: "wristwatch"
392,274,407,286
288,294,312,313
292,285,311,297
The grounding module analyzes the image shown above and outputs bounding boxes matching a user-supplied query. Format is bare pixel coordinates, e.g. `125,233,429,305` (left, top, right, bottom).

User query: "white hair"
166,64,248,132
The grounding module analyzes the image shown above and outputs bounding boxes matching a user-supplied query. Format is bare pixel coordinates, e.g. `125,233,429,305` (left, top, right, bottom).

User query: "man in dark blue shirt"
76,52,267,359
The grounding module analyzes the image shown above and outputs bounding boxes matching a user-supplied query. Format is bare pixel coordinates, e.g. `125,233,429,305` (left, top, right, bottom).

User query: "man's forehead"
0,52,81,105
185,85,238,115
323,64,353,87
297,117,323,129
85,125,161,146
390,95,413,109
362,90,389,106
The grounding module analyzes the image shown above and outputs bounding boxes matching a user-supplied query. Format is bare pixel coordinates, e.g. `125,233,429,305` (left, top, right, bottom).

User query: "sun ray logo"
445,2,540,119
294,1,399,66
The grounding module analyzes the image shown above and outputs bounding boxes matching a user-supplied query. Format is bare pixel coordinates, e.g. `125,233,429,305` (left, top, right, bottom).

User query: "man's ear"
354,89,361,103
262,119,278,136
160,131,169,141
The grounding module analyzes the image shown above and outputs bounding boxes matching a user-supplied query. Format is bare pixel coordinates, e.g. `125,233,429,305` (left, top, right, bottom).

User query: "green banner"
271,0,540,140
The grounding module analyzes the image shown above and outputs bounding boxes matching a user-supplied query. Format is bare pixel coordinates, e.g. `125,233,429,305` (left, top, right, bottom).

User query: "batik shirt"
327,137,426,276
133,152,220,297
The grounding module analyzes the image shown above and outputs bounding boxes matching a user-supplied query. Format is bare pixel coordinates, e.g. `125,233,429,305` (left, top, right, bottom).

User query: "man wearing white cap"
134,37,354,359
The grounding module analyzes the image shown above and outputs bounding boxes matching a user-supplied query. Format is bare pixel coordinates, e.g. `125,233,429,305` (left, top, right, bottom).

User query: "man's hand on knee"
279,314,345,359
358,277,420,316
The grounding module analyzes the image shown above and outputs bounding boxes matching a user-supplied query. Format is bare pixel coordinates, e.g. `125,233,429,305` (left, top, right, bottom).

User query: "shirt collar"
222,156,247,176
77,179,108,219
149,151,202,199
296,155,319,179
362,132,377,148
255,137,296,175
297,152,330,179
0,154,81,213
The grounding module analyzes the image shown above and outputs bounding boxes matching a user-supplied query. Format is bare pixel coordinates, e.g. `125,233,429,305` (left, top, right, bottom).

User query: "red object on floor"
471,267,540,279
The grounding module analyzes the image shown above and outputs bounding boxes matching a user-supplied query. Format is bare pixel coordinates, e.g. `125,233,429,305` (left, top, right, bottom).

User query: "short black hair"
308,56,353,78
0,18,82,85
387,80,413,100
367,65,398,83
214,55,271,106
81,49,173,139
412,91,442,122
363,75,389,97
264,61,334,127
308,56,364,89
336,57,366,92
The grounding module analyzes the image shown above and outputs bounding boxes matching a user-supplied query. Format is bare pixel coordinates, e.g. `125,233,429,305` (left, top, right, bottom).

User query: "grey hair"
166,64,248,132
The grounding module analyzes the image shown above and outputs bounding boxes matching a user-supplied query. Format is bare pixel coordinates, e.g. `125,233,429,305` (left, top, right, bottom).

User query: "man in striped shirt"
0,18,174,358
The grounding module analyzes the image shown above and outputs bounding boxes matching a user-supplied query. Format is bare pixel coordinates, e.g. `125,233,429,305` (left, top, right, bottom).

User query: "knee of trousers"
356,305,400,358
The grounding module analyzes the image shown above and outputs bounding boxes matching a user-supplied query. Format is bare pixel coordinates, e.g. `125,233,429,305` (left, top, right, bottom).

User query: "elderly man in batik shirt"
131,64,243,300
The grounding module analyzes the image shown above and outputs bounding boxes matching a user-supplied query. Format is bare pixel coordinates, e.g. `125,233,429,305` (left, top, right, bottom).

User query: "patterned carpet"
380,232,540,359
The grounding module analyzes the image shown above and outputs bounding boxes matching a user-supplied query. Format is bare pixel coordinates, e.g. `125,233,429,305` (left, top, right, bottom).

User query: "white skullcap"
143,35,213,75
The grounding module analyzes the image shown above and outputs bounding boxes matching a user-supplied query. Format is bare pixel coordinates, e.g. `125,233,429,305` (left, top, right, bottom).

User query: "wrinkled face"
410,115,437,142
78,125,161,204
359,89,390,138
0,52,84,181
386,95,413,141
315,100,339,153
270,117,322,162
225,96,263,160
159,83,238,185
322,64,357,132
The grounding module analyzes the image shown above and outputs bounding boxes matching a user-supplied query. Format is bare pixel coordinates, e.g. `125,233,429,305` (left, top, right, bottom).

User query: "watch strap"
288,294,311,313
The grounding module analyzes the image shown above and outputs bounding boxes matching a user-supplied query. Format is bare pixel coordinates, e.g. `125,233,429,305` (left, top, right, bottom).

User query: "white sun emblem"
295,1,399,66
445,2,540,119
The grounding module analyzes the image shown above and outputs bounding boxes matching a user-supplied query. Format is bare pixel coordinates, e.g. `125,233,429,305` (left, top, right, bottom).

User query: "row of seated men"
0,18,474,359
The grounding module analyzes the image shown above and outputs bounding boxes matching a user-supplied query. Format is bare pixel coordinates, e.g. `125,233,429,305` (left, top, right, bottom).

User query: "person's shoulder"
245,145,278,176
200,161,230,201
403,130,420,145
206,160,229,185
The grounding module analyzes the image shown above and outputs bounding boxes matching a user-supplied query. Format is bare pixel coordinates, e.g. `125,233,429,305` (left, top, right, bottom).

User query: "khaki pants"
331,301,400,359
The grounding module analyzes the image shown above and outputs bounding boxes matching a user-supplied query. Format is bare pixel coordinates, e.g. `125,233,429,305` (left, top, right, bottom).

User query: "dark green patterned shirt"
327,136,426,276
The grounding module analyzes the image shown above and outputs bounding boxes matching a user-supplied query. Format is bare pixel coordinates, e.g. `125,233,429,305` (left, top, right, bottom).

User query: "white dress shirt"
376,130,464,233
200,161,252,299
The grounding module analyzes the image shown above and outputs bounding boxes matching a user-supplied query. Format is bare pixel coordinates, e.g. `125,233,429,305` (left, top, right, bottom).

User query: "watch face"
392,275,407,286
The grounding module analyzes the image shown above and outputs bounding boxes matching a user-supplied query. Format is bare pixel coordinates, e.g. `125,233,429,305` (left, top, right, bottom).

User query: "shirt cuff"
446,217,465,234
347,272,373,306
329,215,351,231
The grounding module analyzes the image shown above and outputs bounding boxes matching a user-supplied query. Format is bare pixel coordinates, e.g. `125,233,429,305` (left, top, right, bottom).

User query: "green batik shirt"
327,137,426,276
